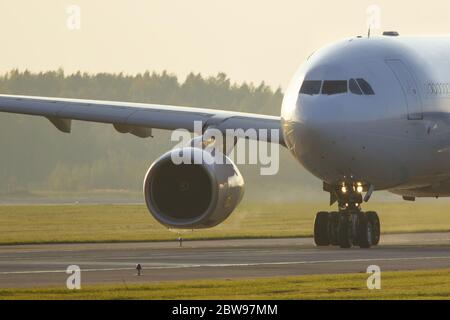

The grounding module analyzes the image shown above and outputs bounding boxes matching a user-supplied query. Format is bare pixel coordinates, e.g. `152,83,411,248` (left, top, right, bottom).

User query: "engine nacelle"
143,147,245,229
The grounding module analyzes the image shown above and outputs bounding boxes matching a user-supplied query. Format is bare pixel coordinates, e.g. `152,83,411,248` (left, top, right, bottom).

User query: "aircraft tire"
357,212,373,248
329,211,340,246
367,211,380,245
338,213,353,248
314,211,331,246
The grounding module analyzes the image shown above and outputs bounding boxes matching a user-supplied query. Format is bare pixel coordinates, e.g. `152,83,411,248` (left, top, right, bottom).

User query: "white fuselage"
281,36,450,197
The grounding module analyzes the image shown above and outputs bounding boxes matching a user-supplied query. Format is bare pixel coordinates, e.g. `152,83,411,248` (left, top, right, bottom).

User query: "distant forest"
0,70,320,201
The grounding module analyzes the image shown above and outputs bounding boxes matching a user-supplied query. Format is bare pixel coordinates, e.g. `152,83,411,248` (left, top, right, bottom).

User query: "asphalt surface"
1,232,450,288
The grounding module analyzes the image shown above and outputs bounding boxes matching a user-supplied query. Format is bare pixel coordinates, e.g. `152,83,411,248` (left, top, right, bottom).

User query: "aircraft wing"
0,94,284,145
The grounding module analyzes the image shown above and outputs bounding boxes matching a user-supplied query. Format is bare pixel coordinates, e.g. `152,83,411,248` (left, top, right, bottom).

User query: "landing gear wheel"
338,213,353,248
357,212,373,248
314,212,330,246
329,212,340,246
367,211,380,245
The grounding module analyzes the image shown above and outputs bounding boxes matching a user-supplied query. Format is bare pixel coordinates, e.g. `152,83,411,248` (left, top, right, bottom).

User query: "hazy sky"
1,0,450,89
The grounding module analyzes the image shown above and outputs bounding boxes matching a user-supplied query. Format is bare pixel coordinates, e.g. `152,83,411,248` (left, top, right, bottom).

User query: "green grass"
1,202,450,244
2,268,450,299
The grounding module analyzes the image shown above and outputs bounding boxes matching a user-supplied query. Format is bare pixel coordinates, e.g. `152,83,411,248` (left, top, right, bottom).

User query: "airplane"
1,32,448,249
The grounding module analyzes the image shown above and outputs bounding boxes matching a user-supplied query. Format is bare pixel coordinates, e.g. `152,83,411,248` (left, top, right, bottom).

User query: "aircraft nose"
282,95,349,182
296,93,344,126
285,97,336,152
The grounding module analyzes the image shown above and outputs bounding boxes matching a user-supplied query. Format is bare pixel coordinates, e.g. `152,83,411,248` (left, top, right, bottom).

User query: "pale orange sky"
1,0,449,89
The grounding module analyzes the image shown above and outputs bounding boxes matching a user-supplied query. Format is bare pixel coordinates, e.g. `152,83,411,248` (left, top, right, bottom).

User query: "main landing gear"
314,183,381,249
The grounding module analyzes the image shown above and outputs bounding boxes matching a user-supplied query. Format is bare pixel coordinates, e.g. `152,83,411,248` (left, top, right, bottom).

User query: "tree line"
0,70,318,200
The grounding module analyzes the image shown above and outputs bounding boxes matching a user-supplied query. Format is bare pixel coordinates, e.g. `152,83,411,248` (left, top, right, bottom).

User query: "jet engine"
143,147,245,229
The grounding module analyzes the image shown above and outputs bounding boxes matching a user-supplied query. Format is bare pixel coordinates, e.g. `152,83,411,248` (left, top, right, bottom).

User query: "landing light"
356,185,363,193
341,186,347,193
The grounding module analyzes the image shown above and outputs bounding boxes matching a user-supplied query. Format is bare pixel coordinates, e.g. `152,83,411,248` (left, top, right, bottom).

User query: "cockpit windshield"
299,80,322,95
356,78,375,95
322,81,347,95
349,79,363,95
299,79,375,96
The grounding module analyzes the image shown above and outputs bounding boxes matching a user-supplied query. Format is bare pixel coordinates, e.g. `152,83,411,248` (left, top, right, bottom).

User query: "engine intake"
143,147,245,229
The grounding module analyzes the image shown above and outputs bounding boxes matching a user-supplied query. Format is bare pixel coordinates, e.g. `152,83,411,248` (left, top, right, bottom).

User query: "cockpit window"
349,79,363,95
322,81,347,95
356,78,375,95
299,80,322,95
299,79,375,96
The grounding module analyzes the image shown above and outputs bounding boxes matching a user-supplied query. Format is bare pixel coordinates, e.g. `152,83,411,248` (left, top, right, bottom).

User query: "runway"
1,232,450,288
